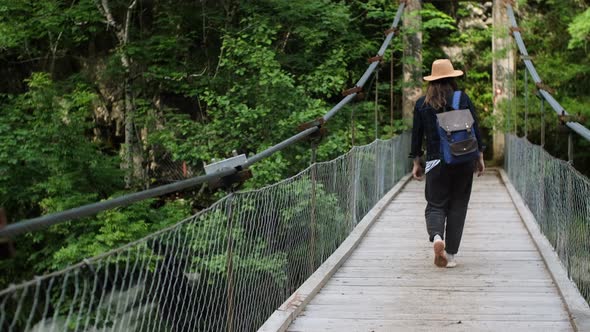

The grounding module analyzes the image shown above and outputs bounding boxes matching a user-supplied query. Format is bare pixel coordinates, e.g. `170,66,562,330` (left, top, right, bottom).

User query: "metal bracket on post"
205,152,253,191
509,26,522,37
535,81,555,95
82,258,93,270
297,117,328,142
384,27,399,36
558,111,586,125
208,169,252,191
520,55,532,61
557,121,570,135
367,55,384,64
342,86,364,100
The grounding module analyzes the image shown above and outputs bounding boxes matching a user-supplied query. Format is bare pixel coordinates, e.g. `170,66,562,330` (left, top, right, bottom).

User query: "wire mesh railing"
505,134,590,304
0,132,410,332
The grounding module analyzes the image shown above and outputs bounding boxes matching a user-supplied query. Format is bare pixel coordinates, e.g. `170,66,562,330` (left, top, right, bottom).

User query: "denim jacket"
409,91,485,161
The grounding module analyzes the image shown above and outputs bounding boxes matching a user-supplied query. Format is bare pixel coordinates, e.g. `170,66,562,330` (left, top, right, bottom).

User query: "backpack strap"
452,91,461,110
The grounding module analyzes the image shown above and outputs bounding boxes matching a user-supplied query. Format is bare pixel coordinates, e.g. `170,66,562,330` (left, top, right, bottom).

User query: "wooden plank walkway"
287,172,574,331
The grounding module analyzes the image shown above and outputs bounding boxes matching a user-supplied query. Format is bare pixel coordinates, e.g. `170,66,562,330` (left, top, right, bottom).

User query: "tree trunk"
492,0,515,162
402,0,423,126
97,0,140,187
123,60,136,187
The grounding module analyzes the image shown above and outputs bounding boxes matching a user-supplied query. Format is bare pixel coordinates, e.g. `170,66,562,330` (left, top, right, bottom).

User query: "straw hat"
423,59,463,81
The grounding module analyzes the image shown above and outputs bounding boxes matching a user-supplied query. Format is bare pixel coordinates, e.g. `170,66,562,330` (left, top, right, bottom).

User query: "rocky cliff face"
460,2,493,30
442,2,493,62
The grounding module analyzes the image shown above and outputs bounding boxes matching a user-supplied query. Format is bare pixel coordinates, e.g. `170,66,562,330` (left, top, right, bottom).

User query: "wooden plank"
338,259,547,270
378,214,523,220
353,244,537,250
288,318,572,332
357,234,535,242
319,285,559,294
327,277,556,287
334,268,549,277
345,250,542,261
316,288,560,297
339,266,546,273
310,294,564,306
363,230,531,236
301,303,564,315
374,224,525,230
297,310,568,321
354,241,536,248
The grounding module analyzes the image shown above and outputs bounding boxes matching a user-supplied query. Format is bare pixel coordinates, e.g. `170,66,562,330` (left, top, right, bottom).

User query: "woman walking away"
409,59,485,268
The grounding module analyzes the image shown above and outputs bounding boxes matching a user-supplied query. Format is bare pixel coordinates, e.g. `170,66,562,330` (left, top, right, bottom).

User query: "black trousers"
425,161,474,255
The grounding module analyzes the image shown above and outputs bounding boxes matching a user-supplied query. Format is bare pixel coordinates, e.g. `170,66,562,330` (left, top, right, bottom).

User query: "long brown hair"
424,78,458,110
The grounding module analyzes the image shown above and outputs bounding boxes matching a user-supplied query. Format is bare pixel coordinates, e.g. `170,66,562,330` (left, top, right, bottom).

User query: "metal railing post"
375,67,379,140
309,142,318,273
524,68,529,138
541,98,546,148
226,195,235,332
390,47,394,138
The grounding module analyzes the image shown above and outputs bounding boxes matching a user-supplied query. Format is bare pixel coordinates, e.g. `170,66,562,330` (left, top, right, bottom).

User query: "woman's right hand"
476,153,485,177
412,159,424,181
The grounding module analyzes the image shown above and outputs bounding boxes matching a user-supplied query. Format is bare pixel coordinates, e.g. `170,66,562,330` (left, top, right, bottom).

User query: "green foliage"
301,48,349,97
50,198,191,270
0,0,102,60
420,3,460,60
421,5,457,33
0,73,123,286
568,8,590,50
0,73,121,221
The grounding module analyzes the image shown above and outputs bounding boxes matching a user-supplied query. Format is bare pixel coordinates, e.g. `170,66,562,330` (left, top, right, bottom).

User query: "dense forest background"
1,0,589,289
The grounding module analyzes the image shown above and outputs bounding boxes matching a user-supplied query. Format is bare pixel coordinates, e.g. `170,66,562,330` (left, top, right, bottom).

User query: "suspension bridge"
1,1,590,331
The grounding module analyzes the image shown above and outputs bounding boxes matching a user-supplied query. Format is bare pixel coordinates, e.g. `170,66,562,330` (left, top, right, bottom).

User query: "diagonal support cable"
505,3,590,142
